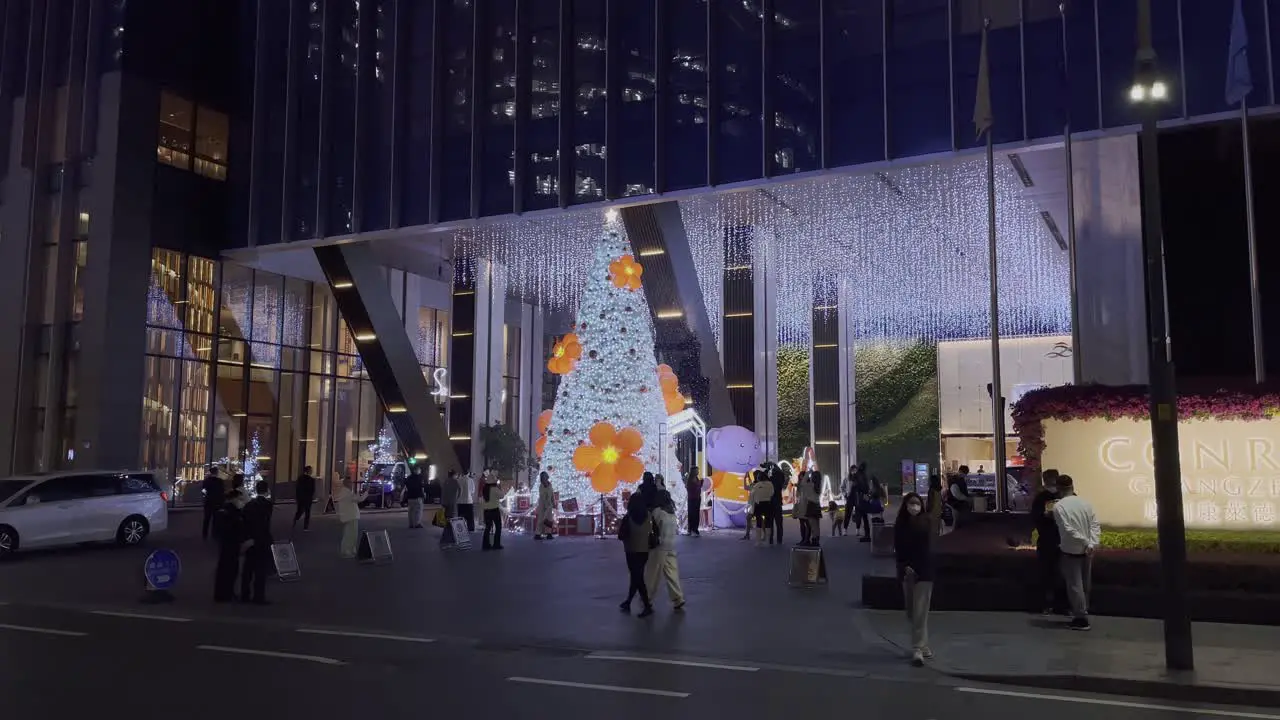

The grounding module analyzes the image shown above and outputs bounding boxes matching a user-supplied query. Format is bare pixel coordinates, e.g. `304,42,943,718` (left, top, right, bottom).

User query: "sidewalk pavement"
861,609,1280,707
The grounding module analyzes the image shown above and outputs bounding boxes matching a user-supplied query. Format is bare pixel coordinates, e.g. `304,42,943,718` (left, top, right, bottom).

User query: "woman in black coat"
894,492,934,666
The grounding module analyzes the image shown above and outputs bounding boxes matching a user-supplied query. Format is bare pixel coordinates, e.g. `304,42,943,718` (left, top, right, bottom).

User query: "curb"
948,671,1280,709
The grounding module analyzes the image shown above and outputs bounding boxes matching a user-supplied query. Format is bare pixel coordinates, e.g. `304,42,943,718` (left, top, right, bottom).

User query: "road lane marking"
196,645,345,665
91,610,191,623
956,687,1280,719
0,623,86,637
507,677,689,698
585,652,758,672
297,628,435,643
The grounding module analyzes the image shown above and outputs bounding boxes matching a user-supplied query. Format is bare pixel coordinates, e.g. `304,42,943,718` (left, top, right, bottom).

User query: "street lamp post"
1131,0,1194,672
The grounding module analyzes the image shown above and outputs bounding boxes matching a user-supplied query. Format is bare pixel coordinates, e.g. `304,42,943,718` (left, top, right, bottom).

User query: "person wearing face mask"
212,489,250,603
894,492,935,666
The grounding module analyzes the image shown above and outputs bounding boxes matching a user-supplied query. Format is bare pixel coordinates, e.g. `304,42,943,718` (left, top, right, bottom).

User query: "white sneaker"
910,650,925,667
921,647,934,660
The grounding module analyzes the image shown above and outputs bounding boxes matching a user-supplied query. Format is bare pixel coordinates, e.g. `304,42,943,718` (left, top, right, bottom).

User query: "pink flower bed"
1011,385,1280,471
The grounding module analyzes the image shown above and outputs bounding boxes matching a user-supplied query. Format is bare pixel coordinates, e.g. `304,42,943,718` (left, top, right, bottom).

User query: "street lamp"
1132,0,1193,673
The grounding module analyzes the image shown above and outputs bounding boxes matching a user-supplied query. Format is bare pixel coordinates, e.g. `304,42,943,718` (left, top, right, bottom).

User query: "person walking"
201,467,226,540
840,464,857,535
860,474,887,543
457,472,477,532
404,466,426,529
534,471,556,540
440,470,461,547
1052,475,1100,631
631,471,659,513
212,489,249,602
1031,469,1065,614
617,493,655,618
683,468,702,537
768,462,787,544
334,478,368,559
894,492,935,666
480,473,506,551
293,465,317,532
240,481,274,605
645,491,685,611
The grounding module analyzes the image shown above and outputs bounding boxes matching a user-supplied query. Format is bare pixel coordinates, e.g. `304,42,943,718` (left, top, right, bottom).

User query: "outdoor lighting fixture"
656,310,684,319
1129,79,1168,103
638,248,665,257
387,405,407,413
331,280,354,289
413,453,428,460
353,332,377,342
449,435,472,442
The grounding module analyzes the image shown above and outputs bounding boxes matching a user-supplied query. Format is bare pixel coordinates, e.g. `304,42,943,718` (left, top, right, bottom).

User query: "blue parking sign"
143,549,181,591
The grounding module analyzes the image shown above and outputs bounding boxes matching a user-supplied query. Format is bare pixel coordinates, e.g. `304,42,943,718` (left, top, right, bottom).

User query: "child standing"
828,501,845,536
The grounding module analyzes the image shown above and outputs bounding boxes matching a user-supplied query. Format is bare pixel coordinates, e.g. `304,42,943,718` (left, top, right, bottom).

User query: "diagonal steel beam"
621,203,735,429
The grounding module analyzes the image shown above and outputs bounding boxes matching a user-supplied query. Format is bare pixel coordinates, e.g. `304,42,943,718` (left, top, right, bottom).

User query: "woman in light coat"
644,491,685,611
333,477,368,558
534,471,556,540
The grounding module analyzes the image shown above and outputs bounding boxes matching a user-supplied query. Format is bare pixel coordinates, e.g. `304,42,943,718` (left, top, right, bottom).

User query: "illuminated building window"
157,91,193,170
156,91,228,181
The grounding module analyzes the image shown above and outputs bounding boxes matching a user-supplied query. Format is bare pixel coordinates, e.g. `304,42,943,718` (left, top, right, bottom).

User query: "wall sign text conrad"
1041,418,1280,529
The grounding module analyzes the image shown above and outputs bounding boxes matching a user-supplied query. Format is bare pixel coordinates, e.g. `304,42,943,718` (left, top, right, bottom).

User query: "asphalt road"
0,603,1274,720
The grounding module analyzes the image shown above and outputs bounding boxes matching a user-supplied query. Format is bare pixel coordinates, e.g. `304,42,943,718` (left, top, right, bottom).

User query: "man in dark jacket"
213,490,248,602
201,467,225,540
767,462,786,544
684,469,702,537
1032,468,1065,614
240,481,274,605
293,466,317,532
404,467,426,528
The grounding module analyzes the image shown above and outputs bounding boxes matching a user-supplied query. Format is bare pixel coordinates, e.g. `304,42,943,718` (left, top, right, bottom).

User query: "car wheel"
0,525,17,557
117,516,149,546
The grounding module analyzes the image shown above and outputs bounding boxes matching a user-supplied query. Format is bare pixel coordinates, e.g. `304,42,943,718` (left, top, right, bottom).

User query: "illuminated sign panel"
1041,418,1280,529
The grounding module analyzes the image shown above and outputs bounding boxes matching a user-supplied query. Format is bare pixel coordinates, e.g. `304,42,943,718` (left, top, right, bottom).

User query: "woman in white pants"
645,491,685,611
894,492,935,666
334,478,368,559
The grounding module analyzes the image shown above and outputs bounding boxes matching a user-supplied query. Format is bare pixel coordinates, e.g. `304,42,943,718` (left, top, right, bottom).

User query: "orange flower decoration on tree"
547,333,582,375
534,409,552,457
573,422,645,494
657,364,685,415
609,254,644,291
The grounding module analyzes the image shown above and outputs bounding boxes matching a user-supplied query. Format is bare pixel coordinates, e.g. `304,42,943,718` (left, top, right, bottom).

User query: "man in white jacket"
1052,475,1101,631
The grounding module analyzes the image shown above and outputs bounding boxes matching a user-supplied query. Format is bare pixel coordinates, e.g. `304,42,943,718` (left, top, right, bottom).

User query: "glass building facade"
141,249,452,504
238,0,1280,244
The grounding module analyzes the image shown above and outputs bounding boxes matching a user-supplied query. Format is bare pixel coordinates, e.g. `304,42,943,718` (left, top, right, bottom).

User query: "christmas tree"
539,228,683,522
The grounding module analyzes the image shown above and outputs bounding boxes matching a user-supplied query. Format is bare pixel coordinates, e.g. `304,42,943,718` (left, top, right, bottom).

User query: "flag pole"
1061,3,1082,384
977,18,1007,511
1227,0,1263,382
1242,100,1264,383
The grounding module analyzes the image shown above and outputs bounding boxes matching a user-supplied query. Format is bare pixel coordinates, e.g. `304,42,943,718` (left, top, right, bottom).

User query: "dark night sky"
1160,116,1280,386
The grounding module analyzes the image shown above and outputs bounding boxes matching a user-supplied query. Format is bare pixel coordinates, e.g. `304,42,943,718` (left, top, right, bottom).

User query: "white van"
0,471,169,557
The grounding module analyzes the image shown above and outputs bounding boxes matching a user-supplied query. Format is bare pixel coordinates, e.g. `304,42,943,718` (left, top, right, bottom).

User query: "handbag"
431,508,447,528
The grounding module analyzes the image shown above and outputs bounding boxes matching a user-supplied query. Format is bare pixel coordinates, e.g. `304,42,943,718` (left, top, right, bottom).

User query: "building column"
752,228,779,459
471,260,506,471
722,226,756,431
809,274,841,483
837,293,857,474
447,268,478,473
1074,134,1148,386
516,303,544,486
74,74,154,470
